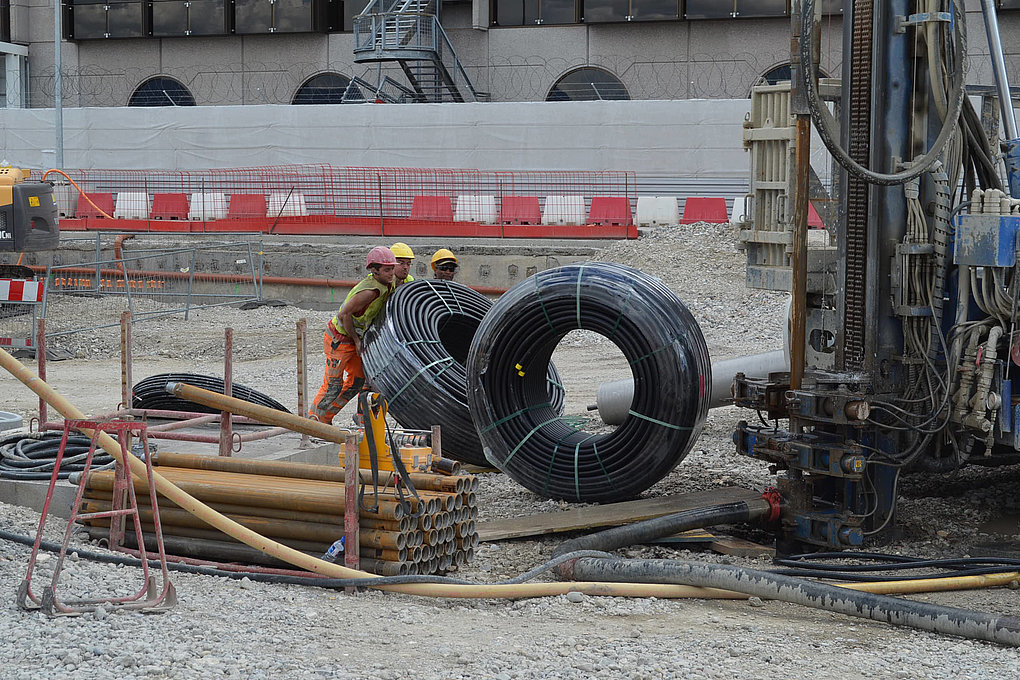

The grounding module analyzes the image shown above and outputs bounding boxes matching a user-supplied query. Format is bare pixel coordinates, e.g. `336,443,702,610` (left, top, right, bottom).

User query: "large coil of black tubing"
361,279,565,466
467,262,711,503
132,373,290,414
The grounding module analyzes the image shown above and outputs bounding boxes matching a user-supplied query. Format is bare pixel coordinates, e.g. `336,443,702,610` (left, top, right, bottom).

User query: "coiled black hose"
0,431,114,480
467,262,710,502
132,373,290,414
362,279,565,466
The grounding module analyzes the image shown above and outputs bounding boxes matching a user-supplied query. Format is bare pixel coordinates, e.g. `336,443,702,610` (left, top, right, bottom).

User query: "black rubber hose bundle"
132,373,290,414
362,279,565,466
467,262,711,502
0,431,114,480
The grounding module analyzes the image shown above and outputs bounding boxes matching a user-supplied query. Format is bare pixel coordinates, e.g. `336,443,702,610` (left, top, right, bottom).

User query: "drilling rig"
734,1,1020,551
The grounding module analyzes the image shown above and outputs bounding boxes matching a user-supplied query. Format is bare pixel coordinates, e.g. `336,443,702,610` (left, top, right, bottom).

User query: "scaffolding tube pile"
362,279,565,466
77,453,480,576
467,262,711,502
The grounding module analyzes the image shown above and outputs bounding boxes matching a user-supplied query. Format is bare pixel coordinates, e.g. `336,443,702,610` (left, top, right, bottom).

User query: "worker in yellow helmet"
431,248,458,281
391,242,416,288
308,246,396,424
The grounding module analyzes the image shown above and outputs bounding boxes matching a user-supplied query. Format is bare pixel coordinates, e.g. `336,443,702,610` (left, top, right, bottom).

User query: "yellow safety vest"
331,275,392,338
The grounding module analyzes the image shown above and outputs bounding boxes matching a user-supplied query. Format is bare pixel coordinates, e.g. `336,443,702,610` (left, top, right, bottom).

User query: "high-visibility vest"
330,274,392,338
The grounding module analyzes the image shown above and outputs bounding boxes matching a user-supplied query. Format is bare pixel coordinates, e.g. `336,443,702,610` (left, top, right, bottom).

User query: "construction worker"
431,248,458,281
391,242,416,287
308,245,397,425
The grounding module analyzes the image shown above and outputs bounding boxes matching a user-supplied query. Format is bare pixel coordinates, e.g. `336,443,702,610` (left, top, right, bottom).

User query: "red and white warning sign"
0,278,43,303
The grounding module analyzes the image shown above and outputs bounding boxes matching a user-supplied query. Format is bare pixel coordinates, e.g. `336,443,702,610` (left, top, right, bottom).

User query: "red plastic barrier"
410,196,454,222
76,193,114,219
151,193,190,220
680,197,729,225
227,194,268,219
808,202,824,229
500,196,541,225
588,197,633,226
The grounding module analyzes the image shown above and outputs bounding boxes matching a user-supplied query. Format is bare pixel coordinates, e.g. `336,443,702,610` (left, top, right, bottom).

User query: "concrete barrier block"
268,192,309,217
731,197,750,224
636,196,679,226
542,196,586,226
454,195,498,224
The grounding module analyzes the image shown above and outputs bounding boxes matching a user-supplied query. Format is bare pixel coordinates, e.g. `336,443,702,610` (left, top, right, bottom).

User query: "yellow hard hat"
391,242,415,259
431,248,457,270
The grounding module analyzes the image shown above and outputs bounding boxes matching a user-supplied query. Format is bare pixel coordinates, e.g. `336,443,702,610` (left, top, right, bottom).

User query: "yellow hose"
2,346,1017,601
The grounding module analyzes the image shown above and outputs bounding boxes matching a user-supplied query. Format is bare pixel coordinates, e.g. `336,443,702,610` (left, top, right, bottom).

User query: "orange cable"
41,168,114,220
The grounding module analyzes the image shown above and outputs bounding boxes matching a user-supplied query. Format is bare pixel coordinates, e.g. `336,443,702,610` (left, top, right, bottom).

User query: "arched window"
129,77,195,107
292,73,358,105
547,68,629,102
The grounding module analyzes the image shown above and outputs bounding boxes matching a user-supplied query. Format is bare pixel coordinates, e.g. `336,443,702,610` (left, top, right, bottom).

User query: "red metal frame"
17,420,177,615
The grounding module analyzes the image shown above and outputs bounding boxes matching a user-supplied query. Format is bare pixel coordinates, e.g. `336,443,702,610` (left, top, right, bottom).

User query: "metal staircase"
353,0,487,103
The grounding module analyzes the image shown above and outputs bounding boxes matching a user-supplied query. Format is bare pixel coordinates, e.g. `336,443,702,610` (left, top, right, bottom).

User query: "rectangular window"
820,0,843,13
493,0,576,25
234,0,273,33
686,0,789,19
106,2,146,37
72,3,108,38
734,0,787,18
685,0,733,18
1000,0,1020,8
539,0,575,23
189,0,229,35
0,0,10,42
584,0,677,22
152,0,188,36
273,0,315,32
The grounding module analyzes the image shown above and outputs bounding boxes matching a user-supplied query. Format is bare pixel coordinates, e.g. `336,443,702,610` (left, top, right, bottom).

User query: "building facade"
0,0,1017,108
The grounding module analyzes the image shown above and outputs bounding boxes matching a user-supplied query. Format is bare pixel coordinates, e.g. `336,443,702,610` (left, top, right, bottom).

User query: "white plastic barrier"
542,195,586,226
114,192,150,220
454,195,498,224
730,196,750,224
268,191,309,217
188,193,228,220
635,196,679,226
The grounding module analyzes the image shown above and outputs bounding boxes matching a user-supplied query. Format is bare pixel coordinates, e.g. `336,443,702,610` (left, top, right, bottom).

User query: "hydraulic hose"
133,373,290,414
467,262,710,502
362,279,564,466
554,498,774,559
568,557,1020,647
0,431,114,480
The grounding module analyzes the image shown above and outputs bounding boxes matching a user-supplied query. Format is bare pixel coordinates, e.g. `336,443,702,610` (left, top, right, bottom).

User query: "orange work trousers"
309,330,365,424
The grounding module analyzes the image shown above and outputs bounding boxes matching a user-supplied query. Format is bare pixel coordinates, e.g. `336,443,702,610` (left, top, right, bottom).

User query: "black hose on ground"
362,279,565,466
567,557,1020,647
132,373,290,414
554,499,773,559
771,551,1020,582
467,262,711,502
0,431,114,480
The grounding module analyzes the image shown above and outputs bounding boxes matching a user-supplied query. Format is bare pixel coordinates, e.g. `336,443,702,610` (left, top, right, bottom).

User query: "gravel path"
2,224,1020,678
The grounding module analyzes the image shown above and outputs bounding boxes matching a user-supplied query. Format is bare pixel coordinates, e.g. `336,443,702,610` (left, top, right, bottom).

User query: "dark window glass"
293,73,353,104
631,0,677,20
106,2,145,37
820,0,843,13
495,0,525,25
189,0,228,35
1,0,11,43
685,0,733,19
584,0,676,22
345,0,370,30
152,0,187,36
235,0,272,33
1000,0,1020,8
72,3,107,38
547,67,628,101
538,0,573,23
734,0,787,17
129,77,196,106
583,0,625,22
274,0,314,31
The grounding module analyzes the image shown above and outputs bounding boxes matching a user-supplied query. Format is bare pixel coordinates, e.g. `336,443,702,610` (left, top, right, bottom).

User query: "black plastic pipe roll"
132,373,289,414
467,262,710,502
362,279,565,466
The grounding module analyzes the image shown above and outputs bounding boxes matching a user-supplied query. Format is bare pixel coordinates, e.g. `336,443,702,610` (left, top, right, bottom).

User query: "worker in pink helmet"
309,246,397,424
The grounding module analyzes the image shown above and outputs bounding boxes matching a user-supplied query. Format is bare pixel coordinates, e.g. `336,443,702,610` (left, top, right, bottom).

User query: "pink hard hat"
366,246,397,269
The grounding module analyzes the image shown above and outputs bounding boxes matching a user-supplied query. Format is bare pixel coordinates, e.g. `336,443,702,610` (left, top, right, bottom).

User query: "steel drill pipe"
152,452,468,493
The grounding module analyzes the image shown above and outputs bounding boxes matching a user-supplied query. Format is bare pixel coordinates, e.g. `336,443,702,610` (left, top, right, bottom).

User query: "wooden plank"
709,536,776,558
477,487,759,542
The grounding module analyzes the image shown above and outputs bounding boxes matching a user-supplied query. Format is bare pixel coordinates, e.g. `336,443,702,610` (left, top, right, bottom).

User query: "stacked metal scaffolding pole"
77,454,479,576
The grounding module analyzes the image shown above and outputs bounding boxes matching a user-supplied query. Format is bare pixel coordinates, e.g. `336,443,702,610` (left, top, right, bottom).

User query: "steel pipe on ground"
594,350,788,425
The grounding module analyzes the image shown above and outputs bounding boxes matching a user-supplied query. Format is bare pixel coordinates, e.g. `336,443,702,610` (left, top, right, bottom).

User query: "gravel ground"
2,223,1020,678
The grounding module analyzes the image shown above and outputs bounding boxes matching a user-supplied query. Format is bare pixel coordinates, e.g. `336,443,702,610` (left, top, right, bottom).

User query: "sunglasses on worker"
437,263,458,272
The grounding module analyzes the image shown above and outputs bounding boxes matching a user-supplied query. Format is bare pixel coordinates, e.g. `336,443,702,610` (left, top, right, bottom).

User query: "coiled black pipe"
362,279,565,466
0,431,113,480
132,373,290,414
467,262,711,502
568,557,1020,647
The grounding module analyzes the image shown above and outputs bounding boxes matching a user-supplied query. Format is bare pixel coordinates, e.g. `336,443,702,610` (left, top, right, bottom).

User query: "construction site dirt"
1,223,1018,679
